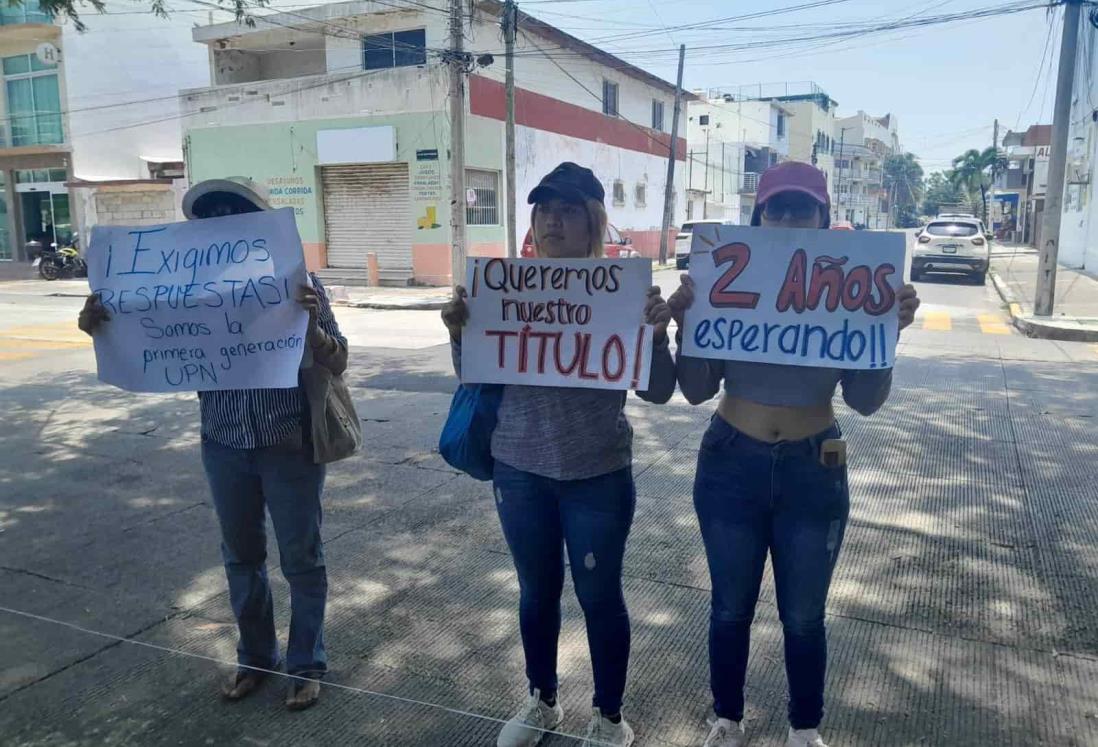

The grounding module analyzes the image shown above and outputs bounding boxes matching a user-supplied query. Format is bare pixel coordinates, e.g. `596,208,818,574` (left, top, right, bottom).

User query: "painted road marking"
0,322,91,363
978,314,1012,335
0,351,36,362
922,311,953,331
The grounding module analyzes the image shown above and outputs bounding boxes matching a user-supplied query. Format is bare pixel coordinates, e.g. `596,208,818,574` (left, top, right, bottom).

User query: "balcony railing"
741,172,760,193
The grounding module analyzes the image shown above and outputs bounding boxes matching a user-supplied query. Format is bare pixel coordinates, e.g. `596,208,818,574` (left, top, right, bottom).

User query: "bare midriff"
716,394,835,443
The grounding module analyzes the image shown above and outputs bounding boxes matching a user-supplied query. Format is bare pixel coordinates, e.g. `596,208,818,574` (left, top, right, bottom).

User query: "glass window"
612,179,625,206
651,100,664,132
363,29,426,70
4,54,62,146
634,182,646,207
926,221,979,237
0,3,51,26
466,169,499,226
602,80,618,117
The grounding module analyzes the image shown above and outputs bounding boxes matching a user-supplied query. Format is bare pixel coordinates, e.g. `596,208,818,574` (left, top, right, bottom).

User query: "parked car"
521,222,638,258
675,219,728,269
911,217,990,284
831,222,855,231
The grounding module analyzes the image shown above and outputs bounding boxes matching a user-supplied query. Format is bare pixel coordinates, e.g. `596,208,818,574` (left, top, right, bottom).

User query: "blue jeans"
202,438,328,677
493,461,636,715
693,417,849,730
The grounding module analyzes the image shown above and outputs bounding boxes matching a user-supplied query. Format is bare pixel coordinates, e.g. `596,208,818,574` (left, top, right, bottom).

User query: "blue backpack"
438,383,504,481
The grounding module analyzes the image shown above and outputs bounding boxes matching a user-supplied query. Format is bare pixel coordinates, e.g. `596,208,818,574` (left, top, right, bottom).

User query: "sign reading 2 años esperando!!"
682,225,905,370
86,208,310,393
461,257,654,390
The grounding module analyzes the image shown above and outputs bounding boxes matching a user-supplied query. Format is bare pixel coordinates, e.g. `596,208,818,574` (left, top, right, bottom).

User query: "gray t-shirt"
675,331,892,415
451,338,676,480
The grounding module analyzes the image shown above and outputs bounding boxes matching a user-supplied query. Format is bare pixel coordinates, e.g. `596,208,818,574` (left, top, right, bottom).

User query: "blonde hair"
530,198,607,258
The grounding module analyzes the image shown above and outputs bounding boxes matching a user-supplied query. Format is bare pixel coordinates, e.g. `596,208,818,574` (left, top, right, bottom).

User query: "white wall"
513,124,686,245
62,12,211,180
1058,20,1098,270
181,63,449,127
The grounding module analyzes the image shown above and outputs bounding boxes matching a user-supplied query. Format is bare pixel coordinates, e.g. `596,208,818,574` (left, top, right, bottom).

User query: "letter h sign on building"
461,257,654,390
682,224,905,369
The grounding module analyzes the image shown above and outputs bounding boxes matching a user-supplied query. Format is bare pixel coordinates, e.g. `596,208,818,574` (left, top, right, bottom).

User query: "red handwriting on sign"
775,249,896,316
708,242,761,309
485,326,633,383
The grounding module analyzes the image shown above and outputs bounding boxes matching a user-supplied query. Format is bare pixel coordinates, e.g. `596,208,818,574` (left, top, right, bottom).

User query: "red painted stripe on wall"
469,75,685,161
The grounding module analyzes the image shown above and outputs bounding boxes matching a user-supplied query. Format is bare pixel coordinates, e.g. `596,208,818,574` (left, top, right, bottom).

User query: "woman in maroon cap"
668,162,919,747
442,162,676,747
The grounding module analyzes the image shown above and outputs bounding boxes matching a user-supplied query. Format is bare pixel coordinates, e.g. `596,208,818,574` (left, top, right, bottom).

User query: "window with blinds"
466,169,500,226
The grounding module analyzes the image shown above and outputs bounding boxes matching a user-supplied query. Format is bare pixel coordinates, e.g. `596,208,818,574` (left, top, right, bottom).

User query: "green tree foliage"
883,153,924,227
29,0,263,32
948,147,1007,223
922,171,968,217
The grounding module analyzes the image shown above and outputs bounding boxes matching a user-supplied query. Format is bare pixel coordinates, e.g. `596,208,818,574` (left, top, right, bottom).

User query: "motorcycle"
34,237,87,281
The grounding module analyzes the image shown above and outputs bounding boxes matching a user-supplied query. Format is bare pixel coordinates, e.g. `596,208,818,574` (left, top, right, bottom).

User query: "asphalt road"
1,269,1097,746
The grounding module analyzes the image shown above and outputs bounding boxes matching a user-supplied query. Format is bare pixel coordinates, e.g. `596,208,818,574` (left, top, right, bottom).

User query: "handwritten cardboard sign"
86,208,309,393
462,257,654,390
682,225,905,370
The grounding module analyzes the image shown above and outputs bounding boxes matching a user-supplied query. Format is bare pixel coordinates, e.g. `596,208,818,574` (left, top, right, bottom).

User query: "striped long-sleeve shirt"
198,274,347,450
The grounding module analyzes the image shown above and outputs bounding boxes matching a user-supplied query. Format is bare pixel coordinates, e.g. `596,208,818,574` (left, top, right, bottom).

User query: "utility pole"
502,0,518,257
993,118,999,150
836,128,846,222
659,44,685,266
1036,0,1082,316
703,128,710,219
448,0,468,286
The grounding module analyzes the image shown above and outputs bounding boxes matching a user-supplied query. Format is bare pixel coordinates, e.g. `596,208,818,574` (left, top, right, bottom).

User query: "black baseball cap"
527,162,605,205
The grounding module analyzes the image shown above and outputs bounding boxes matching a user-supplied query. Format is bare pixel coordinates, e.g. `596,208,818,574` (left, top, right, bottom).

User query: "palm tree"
949,147,1006,222
883,152,924,225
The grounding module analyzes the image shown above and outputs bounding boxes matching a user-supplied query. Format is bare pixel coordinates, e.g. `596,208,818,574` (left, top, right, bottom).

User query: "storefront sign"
86,208,309,393
682,225,904,370
461,257,654,390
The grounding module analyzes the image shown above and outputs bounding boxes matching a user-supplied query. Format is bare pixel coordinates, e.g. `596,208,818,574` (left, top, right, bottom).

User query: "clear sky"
515,0,1063,175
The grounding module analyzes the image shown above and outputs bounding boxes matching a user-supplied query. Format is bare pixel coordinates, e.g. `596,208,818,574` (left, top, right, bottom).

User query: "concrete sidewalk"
990,246,1098,341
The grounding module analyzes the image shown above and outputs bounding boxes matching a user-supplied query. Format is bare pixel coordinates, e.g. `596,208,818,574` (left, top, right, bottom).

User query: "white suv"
912,217,990,284
675,219,729,269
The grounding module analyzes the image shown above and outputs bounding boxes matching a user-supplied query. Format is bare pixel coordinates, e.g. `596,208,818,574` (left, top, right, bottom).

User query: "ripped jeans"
693,416,849,730
493,461,636,715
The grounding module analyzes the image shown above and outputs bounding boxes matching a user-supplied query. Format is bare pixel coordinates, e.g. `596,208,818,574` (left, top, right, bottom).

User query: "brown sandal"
285,678,321,711
221,670,268,701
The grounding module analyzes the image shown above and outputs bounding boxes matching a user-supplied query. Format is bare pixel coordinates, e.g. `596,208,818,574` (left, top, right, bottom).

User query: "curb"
989,266,1098,342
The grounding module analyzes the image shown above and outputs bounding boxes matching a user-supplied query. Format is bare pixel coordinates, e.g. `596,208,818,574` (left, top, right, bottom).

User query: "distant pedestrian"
667,162,920,747
441,162,676,747
78,178,347,712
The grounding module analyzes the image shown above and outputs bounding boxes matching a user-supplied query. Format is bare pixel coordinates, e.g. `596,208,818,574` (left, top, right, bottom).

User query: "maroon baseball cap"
751,161,831,226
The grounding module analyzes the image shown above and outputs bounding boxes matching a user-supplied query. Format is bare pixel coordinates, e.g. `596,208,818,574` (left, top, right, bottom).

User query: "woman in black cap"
442,162,676,747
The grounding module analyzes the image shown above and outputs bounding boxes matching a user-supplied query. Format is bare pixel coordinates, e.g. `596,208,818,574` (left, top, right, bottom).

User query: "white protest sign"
682,224,905,370
86,208,310,392
462,257,654,390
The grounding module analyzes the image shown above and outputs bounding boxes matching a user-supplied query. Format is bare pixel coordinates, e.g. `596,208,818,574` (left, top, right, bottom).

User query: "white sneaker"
703,717,746,747
496,689,564,747
581,709,635,747
786,727,828,747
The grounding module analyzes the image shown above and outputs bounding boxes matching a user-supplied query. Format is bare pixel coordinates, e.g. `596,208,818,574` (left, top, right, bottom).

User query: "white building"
0,4,210,262
686,90,791,224
180,0,689,285
834,111,900,228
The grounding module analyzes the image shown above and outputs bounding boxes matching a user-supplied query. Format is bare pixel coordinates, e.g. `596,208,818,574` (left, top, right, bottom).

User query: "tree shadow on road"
1,346,1097,745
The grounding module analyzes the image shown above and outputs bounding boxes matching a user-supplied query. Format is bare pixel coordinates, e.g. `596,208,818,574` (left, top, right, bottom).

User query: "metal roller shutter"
321,164,412,283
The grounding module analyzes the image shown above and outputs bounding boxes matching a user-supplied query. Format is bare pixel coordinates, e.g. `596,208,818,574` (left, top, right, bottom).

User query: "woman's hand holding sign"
645,286,673,344
897,284,920,331
441,285,469,341
78,293,110,337
667,274,695,329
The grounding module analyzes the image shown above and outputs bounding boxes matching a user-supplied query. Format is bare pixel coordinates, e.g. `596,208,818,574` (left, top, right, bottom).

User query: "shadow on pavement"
1,345,1097,745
